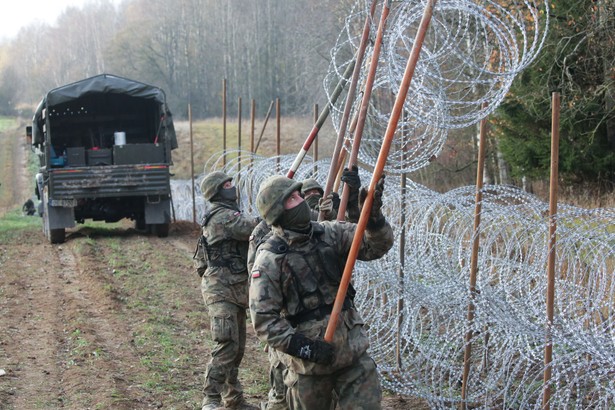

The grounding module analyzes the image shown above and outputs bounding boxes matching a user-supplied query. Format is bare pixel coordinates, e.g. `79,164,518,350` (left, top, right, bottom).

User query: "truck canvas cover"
32,73,177,149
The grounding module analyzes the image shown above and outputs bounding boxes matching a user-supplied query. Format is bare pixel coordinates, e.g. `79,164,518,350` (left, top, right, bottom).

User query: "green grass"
0,116,19,132
0,208,41,239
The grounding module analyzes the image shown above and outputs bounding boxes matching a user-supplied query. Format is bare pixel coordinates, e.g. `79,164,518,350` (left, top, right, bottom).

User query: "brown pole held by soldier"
325,0,438,343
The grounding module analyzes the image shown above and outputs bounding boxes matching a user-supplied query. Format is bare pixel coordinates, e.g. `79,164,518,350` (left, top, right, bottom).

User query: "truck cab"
30,74,178,243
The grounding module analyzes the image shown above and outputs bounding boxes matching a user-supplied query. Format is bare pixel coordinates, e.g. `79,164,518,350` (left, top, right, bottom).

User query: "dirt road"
0,125,419,409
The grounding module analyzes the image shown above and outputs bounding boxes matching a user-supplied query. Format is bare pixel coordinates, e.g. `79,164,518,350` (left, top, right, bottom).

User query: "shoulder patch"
251,269,261,279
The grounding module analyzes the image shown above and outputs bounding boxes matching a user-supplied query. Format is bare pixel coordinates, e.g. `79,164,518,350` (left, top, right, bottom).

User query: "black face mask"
279,201,311,232
218,186,237,202
305,194,321,210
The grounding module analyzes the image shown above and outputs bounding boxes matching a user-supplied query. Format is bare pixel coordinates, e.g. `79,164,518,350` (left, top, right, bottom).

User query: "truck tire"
49,228,66,244
153,223,169,238
41,188,66,244
41,189,50,239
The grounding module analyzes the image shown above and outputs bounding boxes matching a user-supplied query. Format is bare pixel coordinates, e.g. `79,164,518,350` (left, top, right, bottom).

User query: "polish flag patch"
251,270,261,279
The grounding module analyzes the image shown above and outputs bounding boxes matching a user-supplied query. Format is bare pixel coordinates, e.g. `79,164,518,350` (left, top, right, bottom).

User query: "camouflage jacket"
249,219,394,375
246,198,351,274
197,202,259,308
247,219,272,274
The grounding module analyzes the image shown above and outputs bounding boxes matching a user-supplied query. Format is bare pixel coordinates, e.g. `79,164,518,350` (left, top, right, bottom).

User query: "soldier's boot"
202,365,225,410
221,399,259,410
259,386,288,410
260,400,288,410
202,396,222,410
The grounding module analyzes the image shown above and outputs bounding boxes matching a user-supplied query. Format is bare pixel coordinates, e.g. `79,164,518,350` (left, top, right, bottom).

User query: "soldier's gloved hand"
318,193,336,220
331,192,341,210
287,333,335,365
341,165,361,191
359,175,386,229
318,193,334,215
341,165,361,205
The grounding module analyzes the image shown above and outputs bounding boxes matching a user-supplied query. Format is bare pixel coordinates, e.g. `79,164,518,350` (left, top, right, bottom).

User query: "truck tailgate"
48,165,171,199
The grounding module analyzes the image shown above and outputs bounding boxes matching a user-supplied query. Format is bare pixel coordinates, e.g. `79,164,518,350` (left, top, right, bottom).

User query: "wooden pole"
189,103,196,224
542,92,560,410
254,100,274,154
237,97,242,204
223,78,227,166
332,114,358,193
320,0,378,215
334,0,391,221
251,99,256,153
285,60,356,179
325,0,437,342
250,99,256,212
276,98,281,173
460,103,489,409
313,103,319,176
397,116,407,369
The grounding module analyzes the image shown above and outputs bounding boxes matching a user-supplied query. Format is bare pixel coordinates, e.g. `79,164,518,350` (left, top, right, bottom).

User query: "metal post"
189,103,196,224
223,78,227,166
460,103,489,409
276,98,281,172
250,99,256,153
313,103,319,175
254,101,274,154
542,92,560,410
237,96,242,204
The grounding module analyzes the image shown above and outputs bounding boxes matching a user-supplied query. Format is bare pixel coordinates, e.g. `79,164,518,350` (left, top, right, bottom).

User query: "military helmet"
200,171,232,201
301,178,323,196
256,176,302,225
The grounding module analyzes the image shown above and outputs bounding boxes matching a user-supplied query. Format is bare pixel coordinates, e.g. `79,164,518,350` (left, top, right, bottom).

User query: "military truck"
30,74,178,243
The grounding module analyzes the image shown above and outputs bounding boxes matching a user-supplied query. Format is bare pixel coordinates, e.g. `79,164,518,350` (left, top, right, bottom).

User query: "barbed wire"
168,0,612,407
172,152,614,408
324,0,549,174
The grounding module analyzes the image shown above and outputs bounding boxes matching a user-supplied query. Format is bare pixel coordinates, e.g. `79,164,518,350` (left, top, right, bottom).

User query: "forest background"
0,0,612,205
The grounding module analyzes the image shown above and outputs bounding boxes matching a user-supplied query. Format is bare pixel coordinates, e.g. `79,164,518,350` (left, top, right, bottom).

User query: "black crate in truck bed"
113,143,164,164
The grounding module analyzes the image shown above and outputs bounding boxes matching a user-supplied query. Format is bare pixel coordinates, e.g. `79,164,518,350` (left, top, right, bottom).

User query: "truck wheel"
41,188,66,244
49,228,66,244
153,223,169,238
41,190,50,238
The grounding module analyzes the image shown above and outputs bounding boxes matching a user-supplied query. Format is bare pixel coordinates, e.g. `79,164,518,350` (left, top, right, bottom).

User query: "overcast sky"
0,0,116,41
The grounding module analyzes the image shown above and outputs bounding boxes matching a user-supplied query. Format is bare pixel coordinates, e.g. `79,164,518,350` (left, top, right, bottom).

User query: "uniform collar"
210,200,239,212
271,222,323,247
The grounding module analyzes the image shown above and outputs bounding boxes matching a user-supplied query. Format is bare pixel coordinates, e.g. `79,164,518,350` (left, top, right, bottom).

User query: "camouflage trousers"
202,301,247,407
263,348,289,410
284,352,381,410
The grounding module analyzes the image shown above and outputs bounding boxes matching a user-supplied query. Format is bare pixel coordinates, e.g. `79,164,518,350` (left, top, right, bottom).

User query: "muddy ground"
0,127,425,409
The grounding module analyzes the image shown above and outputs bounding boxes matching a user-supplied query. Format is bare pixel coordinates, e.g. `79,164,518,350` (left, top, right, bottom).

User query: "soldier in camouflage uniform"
194,171,259,410
300,178,333,219
249,174,393,409
247,168,362,410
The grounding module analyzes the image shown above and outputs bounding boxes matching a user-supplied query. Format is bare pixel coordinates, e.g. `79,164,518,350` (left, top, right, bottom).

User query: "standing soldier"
249,174,393,409
194,171,259,410
247,167,362,410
